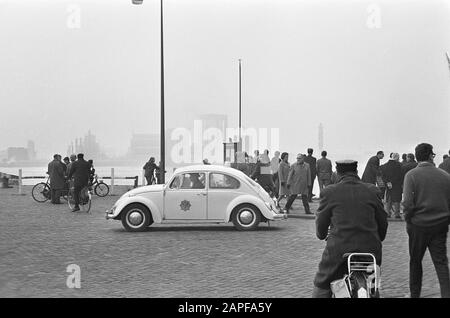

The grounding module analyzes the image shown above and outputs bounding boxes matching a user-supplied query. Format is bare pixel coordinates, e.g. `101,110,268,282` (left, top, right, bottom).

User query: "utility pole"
238,59,242,144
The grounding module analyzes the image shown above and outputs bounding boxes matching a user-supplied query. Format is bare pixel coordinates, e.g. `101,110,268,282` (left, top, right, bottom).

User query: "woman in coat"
278,152,290,198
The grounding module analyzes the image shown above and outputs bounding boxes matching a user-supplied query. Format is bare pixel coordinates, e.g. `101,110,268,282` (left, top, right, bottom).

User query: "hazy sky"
0,0,449,159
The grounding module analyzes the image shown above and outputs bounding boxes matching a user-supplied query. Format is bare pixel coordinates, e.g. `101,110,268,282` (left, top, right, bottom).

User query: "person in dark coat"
312,160,388,298
361,151,384,185
143,157,159,185
47,154,66,204
381,152,403,218
438,152,450,174
67,153,92,212
402,153,418,175
316,150,332,192
304,148,317,202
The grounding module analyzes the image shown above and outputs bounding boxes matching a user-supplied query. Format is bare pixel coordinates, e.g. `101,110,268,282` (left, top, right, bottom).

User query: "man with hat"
67,153,91,212
312,159,388,297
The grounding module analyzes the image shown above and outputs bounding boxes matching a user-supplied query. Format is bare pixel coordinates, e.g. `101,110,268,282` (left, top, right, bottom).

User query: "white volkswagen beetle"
106,165,287,231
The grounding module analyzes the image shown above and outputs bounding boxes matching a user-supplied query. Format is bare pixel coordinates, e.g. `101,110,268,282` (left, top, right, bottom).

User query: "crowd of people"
227,144,450,298
311,143,450,298
137,144,450,299
46,153,95,212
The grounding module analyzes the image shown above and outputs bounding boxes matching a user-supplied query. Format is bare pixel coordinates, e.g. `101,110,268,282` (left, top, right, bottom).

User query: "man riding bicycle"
312,160,388,297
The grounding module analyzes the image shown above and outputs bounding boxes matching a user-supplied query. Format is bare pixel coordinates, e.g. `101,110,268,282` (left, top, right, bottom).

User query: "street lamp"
132,0,166,184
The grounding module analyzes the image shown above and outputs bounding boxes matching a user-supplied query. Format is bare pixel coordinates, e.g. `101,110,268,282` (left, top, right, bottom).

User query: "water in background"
0,166,176,186
1,153,380,195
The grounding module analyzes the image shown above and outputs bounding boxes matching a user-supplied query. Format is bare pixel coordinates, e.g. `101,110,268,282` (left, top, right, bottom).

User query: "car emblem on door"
180,200,191,211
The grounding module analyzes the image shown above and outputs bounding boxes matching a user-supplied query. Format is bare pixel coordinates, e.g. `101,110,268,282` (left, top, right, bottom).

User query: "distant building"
67,130,103,159
318,123,324,152
199,114,228,135
127,133,160,159
7,147,29,161
27,140,36,160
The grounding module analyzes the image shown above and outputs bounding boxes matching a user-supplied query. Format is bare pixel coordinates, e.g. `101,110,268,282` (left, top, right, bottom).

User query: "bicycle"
32,177,69,203
67,185,92,213
89,174,109,197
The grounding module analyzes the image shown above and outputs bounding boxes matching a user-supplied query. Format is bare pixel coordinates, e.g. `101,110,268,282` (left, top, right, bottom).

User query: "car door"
207,172,242,220
164,172,207,220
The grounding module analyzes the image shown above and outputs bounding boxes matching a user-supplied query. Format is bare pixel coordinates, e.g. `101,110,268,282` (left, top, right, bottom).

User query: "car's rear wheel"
231,204,261,231
121,203,153,232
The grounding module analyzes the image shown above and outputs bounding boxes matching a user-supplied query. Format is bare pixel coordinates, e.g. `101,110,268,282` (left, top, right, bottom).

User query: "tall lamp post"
132,0,166,184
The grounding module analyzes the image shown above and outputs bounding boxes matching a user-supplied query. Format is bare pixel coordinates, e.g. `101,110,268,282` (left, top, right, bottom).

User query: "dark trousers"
272,172,279,198
73,185,83,208
318,177,331,191
285,194,310,213
407,222,450,298
312,286,332,298
50,188,61,203
308,175,316,202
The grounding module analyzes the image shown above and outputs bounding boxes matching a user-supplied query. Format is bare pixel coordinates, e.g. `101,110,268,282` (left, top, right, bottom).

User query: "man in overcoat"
47,154,66,204
361,151,384,185
304,148,317,202
312,160,388,297
381,152,403,218
67,153,92,212
284,154,312,214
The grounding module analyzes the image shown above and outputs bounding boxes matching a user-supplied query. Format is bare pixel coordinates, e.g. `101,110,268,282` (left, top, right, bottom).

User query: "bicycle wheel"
32,183,51,203
94,182,109,197
79,187,92,213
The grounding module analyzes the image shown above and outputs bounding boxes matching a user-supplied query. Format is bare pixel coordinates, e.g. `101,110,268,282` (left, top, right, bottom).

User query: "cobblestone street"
0,186,447,298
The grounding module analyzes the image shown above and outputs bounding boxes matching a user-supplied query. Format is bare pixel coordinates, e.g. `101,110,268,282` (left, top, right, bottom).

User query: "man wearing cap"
285,154,312,214
312,160,388,297
402,143,450,298
381,152,403,219
67,153,91,212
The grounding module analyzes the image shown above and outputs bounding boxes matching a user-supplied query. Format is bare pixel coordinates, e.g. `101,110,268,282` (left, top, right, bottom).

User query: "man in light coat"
284,154,312,214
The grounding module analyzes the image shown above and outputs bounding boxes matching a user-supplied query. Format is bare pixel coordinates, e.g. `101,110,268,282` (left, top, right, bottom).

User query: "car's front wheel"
231,204,261,231
121,203,153,232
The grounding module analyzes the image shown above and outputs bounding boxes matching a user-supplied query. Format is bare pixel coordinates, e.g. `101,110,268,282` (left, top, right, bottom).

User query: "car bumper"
271,212,288,220
105,209,116,220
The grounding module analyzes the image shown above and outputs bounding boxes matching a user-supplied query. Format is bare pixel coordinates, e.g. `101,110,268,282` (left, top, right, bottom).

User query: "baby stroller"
330,253,381,298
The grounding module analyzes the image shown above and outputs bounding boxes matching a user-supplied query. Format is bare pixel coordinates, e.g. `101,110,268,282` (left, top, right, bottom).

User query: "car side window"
169,175,182,189
179,173,206,190
209,173,240,189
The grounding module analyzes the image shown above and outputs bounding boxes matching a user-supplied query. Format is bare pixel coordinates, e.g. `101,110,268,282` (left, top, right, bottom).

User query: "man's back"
438,158,450,174
68,159,91,187
314,173,388,289
317,157,332,175
403,162,450,227
304,155,317,176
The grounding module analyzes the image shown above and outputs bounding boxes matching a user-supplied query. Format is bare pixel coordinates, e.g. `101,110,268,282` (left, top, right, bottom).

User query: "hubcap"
239,210,254,225
128,211,144,226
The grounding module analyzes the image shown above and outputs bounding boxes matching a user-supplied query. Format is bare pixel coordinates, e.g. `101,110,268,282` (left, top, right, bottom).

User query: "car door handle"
196,193,207,196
